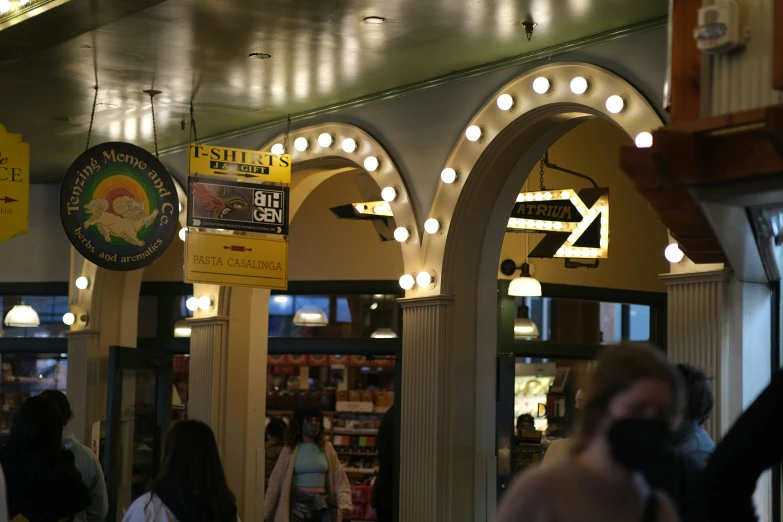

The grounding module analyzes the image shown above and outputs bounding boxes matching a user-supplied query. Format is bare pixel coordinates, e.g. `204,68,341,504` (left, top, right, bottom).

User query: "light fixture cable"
149,90,160,158
85,84,98,152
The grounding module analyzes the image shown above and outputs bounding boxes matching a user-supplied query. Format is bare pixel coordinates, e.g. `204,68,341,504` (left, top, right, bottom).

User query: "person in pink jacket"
265,407,352,522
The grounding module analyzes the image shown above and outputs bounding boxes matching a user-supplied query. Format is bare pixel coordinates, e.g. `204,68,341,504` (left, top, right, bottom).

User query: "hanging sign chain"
85,85,99,152
149,91,160,159
282,114,291,152
189,100,199,181
539,156,546,190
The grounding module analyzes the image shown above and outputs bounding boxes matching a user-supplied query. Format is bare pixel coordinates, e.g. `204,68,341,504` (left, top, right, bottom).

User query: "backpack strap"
641,493,659,522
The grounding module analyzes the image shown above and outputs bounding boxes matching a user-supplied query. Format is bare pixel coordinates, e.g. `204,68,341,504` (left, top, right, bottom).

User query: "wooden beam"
670,0,703,123
775,0,783,90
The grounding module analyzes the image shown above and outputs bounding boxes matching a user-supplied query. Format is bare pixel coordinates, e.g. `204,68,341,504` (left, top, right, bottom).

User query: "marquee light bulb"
293,137,309,152
665,243,685,263
75,276,89,290
561,190,570,199
342,138,358,153
635,132,653,148
179,227,187,241
364,156,380,172
198,296,213,311
394,227,410,243
496,94,514,111
186,297,200,312
465,125,482,142
0,1,9,14
62,313,75,326
381,187,397,202
399,274,415,290
605,95,625,114
441,168,458,184
532,77,550,94
178,203,183,212
424,218,441,234
271,143,286,154
570,77,588,94
355,204,366,213
318,133,334,147
416,271,433,288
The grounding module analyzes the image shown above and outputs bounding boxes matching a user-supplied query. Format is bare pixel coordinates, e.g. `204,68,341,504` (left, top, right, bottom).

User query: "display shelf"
345,469,376,475
337,451,378,457
266,410,336,416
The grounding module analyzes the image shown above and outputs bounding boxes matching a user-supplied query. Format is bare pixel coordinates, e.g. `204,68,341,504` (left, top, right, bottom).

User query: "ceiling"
0,0,667,183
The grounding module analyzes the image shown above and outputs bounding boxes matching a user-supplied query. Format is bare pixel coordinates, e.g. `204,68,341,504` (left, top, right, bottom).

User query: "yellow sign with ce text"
188,144,291,184
185,231,288,289
0,124,29,243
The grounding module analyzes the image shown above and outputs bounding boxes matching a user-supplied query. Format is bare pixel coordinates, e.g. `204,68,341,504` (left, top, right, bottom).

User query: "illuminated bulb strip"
552,198,610,259
515,190,566,202
506,219,578,233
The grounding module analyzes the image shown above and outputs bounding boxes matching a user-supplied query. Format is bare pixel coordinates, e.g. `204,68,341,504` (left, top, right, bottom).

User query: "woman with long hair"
497,344,683,522
265,407,352,522
0,395,90,521
122,420,237,522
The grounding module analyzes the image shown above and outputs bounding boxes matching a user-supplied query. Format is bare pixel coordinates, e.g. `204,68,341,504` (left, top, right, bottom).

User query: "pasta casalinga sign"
60,142,180,270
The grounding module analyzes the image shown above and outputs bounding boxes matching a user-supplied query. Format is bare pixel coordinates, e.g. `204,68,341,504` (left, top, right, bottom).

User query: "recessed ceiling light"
363,16,386,24
249,52,272,59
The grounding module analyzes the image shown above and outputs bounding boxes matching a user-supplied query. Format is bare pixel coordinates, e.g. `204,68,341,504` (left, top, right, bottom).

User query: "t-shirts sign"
60,142,180,270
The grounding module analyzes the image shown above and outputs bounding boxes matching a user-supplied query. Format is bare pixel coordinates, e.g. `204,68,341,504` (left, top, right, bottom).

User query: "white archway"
394,63,665,522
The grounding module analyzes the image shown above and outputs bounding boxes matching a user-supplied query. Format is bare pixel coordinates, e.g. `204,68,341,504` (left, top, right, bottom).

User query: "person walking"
669,364,715,469
265,418,288,491
496,344,682,522
372,405,395,522
39,390,108,522
264,407,352,522
0,396,90,522
122,420,237,522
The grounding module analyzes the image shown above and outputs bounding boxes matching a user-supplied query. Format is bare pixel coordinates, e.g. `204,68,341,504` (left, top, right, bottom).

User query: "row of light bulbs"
186,296,214,311
63,276,91,325
461,76,654,149
271,134,382,172
399,271,435,290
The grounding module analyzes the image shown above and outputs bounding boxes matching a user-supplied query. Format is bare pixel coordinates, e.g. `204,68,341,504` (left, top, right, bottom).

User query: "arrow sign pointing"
0,196,17,204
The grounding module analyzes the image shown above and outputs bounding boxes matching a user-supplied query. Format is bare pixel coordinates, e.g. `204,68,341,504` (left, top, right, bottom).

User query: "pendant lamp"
4,304,40,328
514,304,539,339
173,320,191,338
293,306,329,327
507,262,542,297
370,328,398,339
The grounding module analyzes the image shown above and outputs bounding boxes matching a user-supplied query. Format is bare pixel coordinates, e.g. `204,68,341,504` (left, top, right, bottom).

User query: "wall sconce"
501,259,542,297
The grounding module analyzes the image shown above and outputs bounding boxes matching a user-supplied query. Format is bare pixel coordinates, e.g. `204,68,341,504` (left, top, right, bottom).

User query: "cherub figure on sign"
83,197,159,246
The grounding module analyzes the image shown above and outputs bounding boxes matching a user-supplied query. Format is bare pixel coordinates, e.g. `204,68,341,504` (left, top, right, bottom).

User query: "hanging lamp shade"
514,304,539,339
508,263,542,297
370,328,398,339
293,306,329,327
4,305,41,328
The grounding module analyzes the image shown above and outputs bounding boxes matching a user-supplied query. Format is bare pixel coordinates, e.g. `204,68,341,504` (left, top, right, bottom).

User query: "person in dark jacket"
0,395,90,522
644,364,715,522
704,368,783,522
670,364,716,470
372,405,395,522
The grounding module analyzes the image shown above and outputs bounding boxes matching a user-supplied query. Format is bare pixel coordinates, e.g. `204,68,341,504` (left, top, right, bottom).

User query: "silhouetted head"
8,395,64,454
150,420,236,522
677,363,714,425
266,418,287,442
38,390,73,427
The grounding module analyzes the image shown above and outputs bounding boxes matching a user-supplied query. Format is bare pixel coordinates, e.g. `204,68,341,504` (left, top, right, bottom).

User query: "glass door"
103,346,173,522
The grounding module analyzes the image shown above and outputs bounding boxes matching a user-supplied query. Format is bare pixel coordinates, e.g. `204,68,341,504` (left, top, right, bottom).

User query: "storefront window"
629,304,651,341
0,296,69,338
269,293,400,338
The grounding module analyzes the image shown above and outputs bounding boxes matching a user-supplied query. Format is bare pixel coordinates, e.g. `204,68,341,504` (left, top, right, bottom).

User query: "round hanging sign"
60,142,180,271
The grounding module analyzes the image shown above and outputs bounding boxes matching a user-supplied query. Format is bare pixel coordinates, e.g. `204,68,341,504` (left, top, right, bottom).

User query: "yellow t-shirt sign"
0,124,29,243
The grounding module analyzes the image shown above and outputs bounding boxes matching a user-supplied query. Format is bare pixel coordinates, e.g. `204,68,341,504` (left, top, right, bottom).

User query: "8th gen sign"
188,176,289,235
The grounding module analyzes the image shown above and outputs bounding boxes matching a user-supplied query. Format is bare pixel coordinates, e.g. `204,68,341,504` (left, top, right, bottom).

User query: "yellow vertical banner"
0,124,30,242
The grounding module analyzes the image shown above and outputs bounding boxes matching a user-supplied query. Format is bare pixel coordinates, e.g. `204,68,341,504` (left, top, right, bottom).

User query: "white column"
398,295,455,522
662,269,773,522
65,330,103,443
186,287,269,522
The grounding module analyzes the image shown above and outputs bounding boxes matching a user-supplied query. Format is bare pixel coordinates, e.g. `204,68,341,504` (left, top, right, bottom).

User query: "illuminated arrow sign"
515,187,609,259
